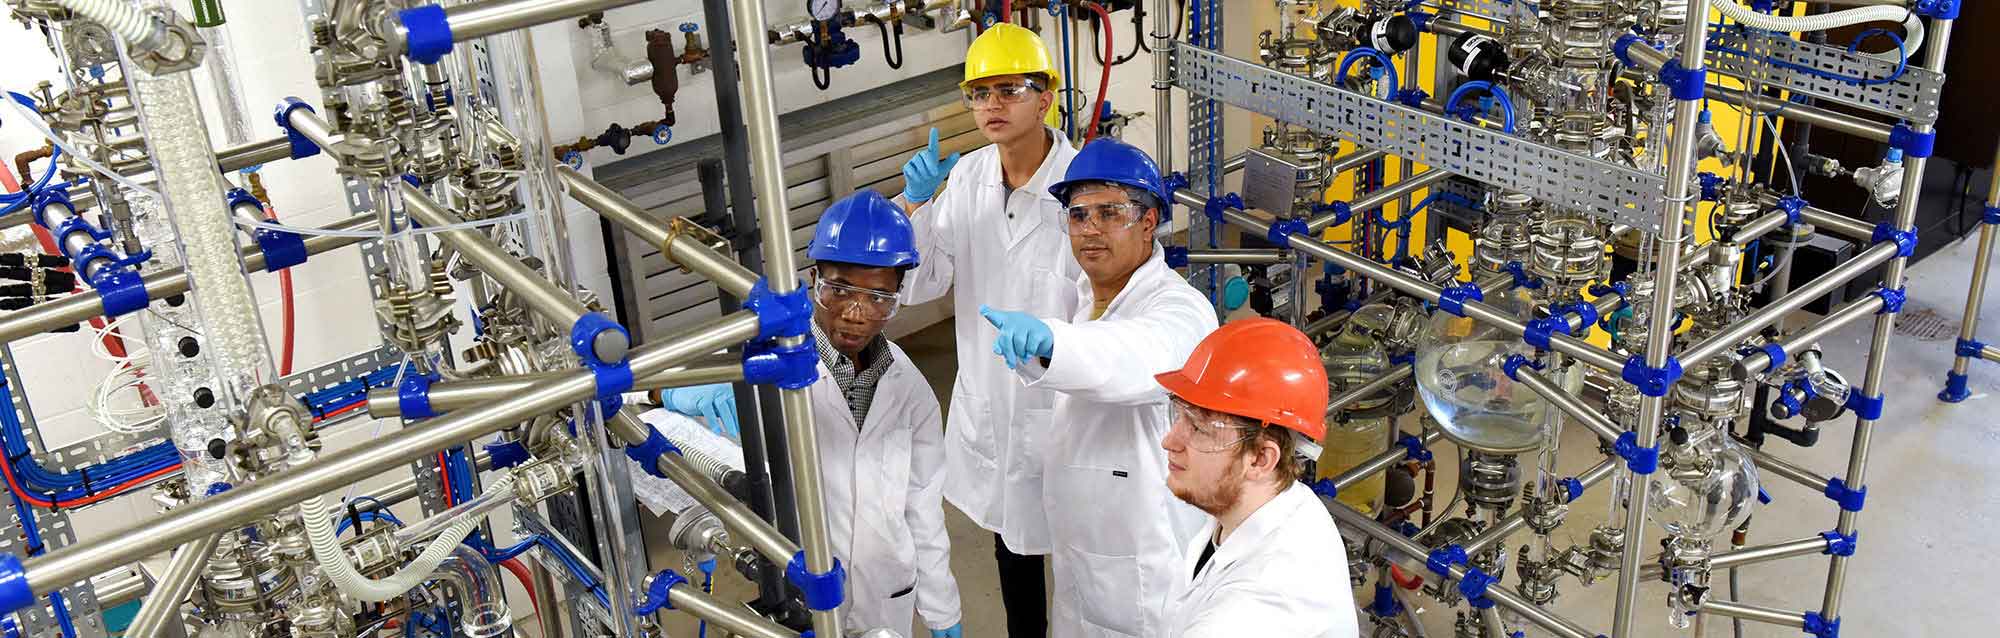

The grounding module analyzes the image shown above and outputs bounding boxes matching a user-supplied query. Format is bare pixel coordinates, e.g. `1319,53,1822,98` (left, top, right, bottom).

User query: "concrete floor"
642,230,2000,637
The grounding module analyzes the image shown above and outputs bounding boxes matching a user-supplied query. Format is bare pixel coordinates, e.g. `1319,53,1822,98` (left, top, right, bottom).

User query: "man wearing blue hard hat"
651,191,964,637
982,138,1218,637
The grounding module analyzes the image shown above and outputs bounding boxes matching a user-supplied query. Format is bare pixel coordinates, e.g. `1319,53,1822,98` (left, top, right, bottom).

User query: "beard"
1172,454,1249,517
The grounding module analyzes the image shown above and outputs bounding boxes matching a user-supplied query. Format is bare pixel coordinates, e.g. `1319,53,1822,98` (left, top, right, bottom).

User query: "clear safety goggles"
812,276,903,320
1168,397,1262,454
962,78,1046,108
1062,201,1147,235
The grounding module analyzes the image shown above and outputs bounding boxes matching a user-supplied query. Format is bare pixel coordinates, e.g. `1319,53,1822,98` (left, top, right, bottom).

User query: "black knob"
164,294,186,307
177,336,200,358
193,387,215,409
207,438,227,460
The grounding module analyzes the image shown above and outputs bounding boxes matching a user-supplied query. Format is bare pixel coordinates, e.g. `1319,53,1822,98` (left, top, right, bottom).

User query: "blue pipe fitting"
1758,487,1772,504
89,265,150,318
1559,476,1584,503
1163,172,1190,200
570,312,635,399
1871,285,1906,315
272,98,322,160
1309,478,1337,500
1820,530,1857,557
1203,193,1243,225
398,4,455,64
1396,433,1432,463
31,186,77,230
1759,343,1788,369
255,226,307,272
397,371,439,420
1614,431,1660,475
1266,218,1308,248
1612,33,1647,67
1985,205,2000,225
1823,477,1866,512
1940,371,1971,403
1888,123,1935,159
785,551,846,611
1553,300,1599,335
1620,354,1683,397
624,427,682,479
743,336,820,390
1390,351,1415,367
1698,172,1724,202
1368,583,1402,618
1658,60,1707,101
1436,283,1483,317
205,482,233,496
483,440,530,470
1956,338,1985,358
1522,316,1566,350
1406,9,1433,34
1502,261,1541,290
1457,566,1498,609
1914,0,1958,20
1500,353,1543,381
1803,612,1840,638
0,555,30,615
1165,246,1189,268
1425,545,1467,578
1845,391,1883,421
633,568,690,615
1392,88,1429,108
744,277,813,342
1312,201,1353,227
1774,195,1807,226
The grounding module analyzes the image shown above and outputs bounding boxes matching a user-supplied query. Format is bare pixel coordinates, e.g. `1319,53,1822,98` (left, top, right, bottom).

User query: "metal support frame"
1943,142,2000,397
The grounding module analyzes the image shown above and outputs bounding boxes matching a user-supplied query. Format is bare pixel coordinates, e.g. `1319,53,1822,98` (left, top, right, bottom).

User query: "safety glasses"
1168,397,1261,454
962,78,1045,108
812,276,903,320
1061,201,1148,235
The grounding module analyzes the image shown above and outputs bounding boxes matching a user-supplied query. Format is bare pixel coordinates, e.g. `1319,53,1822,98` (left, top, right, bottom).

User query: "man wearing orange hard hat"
1154,318,1361,637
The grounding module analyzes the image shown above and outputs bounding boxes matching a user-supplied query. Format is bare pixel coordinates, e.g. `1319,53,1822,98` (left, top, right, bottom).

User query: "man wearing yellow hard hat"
894,22,1081,638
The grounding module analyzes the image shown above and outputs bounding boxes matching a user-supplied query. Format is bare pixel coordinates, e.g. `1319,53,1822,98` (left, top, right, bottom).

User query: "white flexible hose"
300,456,515,603
56,0,158,50
1710,2,1923,63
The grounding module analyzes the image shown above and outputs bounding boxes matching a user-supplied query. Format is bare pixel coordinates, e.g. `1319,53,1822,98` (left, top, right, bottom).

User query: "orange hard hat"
1154,318,1329,440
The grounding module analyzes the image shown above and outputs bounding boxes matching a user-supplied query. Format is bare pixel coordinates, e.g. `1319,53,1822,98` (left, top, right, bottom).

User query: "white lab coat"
1165,482,1361,638
1017,244,1218,637
810,341,962,632
903,126,1082,554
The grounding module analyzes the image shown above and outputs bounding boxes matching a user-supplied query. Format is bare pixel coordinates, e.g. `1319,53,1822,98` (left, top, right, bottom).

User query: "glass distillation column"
1317,308,1393,513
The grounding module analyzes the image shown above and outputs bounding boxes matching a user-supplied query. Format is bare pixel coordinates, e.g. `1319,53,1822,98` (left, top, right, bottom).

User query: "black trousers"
993,533,1048,637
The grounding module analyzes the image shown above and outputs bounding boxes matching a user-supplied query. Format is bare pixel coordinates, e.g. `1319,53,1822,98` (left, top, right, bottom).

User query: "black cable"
1087,7,1144,67
875,19,905,69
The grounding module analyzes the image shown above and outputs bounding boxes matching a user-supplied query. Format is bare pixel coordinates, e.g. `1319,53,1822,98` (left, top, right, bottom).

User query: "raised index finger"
927,127,941,157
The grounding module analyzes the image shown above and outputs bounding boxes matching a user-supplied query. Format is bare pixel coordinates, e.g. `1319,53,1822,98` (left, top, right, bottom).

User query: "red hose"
1083,2,1114,142
1000,0,1011,23
266,204,295,376
497,558,542,621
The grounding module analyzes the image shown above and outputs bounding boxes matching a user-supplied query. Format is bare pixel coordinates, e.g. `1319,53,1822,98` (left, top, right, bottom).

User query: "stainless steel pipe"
215,136,291,173
400,183,627,364
1746,446,1830,493
1796,206,1877,242
1307,169,1450,233
1326,364,1413,417
0,214,374,344
664,581,799,638
1640,535,1830,579
441,0,648,44
1732,294,1884,380
1680,241,1899,368
1513,367,1624,444
1195,193,1629,372
366,355,743,417
1184,249,1289,265
1328,429,1441,494
123,534,219,638
1701,600,1807,628
609,411,800,571
14,311,761,598
557,164,760,298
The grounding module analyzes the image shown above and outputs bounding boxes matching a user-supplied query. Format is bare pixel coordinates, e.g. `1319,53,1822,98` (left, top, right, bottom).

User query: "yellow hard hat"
963,23,1061,89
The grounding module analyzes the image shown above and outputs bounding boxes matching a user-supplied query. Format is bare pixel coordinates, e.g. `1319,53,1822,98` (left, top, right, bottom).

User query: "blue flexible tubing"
1336,47,1400,99
1446,81,1516,133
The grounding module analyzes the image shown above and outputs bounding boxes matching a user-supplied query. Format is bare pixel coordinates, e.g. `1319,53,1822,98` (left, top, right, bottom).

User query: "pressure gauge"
810,0,840,21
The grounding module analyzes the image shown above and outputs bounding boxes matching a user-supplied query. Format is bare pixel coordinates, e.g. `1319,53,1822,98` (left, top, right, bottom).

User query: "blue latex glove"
901,127,961,203
659,383,739,438
930,623,963,638
980,305,1054,370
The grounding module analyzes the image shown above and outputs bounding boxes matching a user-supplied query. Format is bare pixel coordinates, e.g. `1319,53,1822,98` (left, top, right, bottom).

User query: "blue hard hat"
1048,138,1168,209
810,190,920,269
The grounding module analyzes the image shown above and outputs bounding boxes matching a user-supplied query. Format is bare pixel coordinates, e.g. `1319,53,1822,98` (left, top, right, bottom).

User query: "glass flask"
1647,424,1760,538
1415,289,1548,453
1318,313,1392,513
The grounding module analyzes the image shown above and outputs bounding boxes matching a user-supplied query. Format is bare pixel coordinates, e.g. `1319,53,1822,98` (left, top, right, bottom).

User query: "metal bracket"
1170,42,1667,231
1706,29,1944,125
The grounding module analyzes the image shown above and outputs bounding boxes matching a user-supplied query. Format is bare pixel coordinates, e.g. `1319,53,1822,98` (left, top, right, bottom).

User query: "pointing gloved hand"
929,623,964,638
980,305,1053,370
658,383,739,439
901,127,961,204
